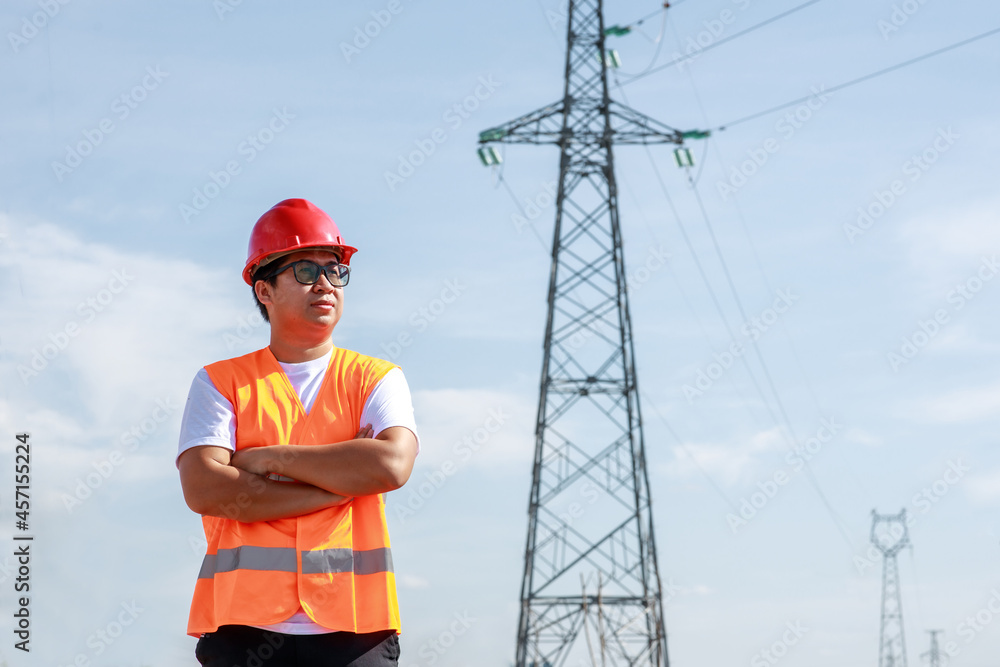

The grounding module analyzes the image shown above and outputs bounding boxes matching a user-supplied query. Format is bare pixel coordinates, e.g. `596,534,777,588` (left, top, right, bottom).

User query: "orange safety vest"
186,346,401,637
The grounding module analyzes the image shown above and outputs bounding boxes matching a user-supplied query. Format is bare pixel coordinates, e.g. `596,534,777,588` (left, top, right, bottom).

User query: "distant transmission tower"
921,630,943,667
478,1,706,665
871,509,911,667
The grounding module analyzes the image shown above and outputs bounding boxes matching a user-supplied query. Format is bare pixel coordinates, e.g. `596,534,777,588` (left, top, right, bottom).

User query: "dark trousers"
195,625,399,667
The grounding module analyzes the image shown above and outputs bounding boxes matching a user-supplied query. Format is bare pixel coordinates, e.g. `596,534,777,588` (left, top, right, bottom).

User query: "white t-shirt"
176,348,419,635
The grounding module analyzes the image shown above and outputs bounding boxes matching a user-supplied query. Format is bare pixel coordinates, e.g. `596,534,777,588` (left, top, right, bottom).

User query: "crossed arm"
177,425,418,523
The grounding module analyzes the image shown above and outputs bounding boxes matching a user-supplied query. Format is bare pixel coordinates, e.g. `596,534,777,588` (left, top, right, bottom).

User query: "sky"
0,0,998,666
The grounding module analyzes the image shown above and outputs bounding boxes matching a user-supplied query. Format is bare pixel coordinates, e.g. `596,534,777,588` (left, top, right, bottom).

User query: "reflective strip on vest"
198,546,297,578
302,547,394,576
199,546,393,578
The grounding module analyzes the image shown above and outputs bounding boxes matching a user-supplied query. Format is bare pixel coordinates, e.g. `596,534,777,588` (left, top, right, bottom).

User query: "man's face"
255,248,345,334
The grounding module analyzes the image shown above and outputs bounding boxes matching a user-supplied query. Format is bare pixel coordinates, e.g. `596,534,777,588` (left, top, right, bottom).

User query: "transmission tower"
921,630,944,667
478,2,706,665
871,509,911,667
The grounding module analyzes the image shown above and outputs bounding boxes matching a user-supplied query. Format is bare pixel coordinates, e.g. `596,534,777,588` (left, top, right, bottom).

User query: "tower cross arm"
478,98,711,148
607,100,710,145
478,99,566,145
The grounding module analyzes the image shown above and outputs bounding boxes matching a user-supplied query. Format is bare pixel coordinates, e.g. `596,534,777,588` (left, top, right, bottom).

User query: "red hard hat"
242,198,358,285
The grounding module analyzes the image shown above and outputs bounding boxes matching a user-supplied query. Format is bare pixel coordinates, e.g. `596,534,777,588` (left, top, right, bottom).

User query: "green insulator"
680,129,711,140
479,128,507,142
673,147,694,168
604,25,631,37
477,146,502,167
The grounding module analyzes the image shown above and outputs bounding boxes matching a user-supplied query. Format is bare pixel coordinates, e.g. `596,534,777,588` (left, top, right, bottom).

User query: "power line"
614,71,808,456
615,9,670,78
619,1,687,31
616,0,826,88
641,389,741,514
617,166,770,433
491,145,551,253
670,27,875,505
630,6,669,28
632,126,857,548
716,25,1000,129
614,69,856,548
683,167,857,548
624,126,857,554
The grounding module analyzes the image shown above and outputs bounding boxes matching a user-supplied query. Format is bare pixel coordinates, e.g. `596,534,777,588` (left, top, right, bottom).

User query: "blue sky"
1,0,998,665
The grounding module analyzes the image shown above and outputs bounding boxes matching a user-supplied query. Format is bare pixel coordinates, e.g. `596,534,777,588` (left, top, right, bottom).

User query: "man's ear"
254,280,274,307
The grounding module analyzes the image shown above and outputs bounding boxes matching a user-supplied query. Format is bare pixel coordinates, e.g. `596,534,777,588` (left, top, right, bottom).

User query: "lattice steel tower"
871,509,911,667
478,2,705,665
921,630,943,667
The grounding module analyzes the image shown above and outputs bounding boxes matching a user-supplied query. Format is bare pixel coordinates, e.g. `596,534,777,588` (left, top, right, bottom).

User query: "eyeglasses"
265,260,350,287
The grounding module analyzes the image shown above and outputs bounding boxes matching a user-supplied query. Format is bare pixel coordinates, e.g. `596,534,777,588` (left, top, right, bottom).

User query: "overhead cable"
716,25,1000,129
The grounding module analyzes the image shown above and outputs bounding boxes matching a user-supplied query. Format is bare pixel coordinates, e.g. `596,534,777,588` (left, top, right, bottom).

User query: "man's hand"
229,446,272,477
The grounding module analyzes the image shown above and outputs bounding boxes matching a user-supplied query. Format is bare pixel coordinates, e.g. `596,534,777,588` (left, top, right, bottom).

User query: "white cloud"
410,387,535,469
896,198,1000,295
926,321,980,352
398,574,431,589
1,218,250,426
663,426,787,487
965,469,1000,506
901,383,1000,423
897,197,1000,262
0,216,258,520
844,428,882,447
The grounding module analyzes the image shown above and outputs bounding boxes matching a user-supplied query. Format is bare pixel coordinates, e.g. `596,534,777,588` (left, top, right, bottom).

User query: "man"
177,198,419,666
